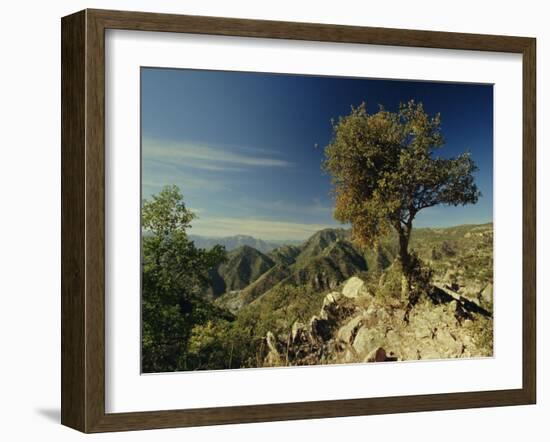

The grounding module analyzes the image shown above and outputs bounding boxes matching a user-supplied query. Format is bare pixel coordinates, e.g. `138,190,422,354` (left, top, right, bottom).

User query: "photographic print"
140,68,493,373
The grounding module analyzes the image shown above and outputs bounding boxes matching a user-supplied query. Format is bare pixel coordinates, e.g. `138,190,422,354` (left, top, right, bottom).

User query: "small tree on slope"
323,101,480,305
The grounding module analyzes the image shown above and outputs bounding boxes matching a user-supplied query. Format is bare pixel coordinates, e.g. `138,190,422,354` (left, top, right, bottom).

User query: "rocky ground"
263,274,493,367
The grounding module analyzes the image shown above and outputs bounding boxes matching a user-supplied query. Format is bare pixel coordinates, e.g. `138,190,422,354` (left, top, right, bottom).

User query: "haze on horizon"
141,68,493,242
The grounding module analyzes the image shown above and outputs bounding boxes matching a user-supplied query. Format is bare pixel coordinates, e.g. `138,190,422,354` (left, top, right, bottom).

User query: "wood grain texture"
61,10,86,432
522,38,537,403
89,8,532,52
60,8,537,433
85,9,107,432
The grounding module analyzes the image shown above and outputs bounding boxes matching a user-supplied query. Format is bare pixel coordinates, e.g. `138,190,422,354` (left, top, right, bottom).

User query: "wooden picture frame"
61,8,536,433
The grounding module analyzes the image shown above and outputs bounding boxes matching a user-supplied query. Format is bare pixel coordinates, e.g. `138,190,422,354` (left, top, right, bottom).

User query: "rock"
461,281,483,296
337,315,366,344
264,331,283,366
414,327,432,339
454,302,473,323
352,326,384,357
319,292,341,320
324,291,341,304
266,331,278,352
466,296,481,307
434,330,464,357
320,293,357,323
384,330,401,355
449,282,460,292
443,269,456,284
418,348,441,360
481,283,493,304
339,347,358,364
263,267,494,368
342,276,365,299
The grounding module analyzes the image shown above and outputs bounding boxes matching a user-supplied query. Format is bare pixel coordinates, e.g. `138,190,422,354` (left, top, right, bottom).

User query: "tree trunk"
398,229,411,299
398,231,411,271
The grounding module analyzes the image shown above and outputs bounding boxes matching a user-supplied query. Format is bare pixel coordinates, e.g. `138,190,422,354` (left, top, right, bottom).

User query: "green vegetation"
141,186,329,372
207,245,275,298
409,223,493,285
187,284,324,370
323,101,480,303
141,186,492,372
141,101,492,372
141,185,229,373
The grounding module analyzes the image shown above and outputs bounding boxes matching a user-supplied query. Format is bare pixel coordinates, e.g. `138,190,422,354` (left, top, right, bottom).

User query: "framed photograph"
61,9,536,433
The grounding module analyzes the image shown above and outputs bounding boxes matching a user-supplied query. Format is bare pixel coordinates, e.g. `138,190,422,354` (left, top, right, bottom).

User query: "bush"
140,186,228,373
186,319,256,370
185,284,326,370
376,262,403,302
441,241,456,257
407,251,434,306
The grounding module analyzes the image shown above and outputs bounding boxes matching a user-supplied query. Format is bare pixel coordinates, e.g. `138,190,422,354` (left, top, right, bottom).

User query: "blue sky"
141,68,493,241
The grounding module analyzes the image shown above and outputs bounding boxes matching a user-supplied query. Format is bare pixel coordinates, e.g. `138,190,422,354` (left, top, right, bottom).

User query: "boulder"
337,314,366,344
434,329,464,357
352,326,384,357
320,292,357,323
342,276,366,299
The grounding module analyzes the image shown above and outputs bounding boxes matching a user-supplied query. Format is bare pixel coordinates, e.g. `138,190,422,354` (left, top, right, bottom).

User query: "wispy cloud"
143,138,293,171
190,216,339,241
141,138,337,240
141,154,229,199
231,196,333,218
276,197,333,216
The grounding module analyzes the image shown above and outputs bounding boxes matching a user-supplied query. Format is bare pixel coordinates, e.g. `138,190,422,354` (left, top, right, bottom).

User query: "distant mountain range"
201,223,493,314
189,234,303,253
205,228,394,311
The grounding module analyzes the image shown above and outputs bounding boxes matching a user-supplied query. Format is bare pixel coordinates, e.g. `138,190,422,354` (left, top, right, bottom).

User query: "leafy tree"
323,101,480,301
141,185,228,372
187,319,254,370
185,284,325,370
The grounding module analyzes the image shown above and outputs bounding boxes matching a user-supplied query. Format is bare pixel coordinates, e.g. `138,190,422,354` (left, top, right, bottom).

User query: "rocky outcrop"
263,275,493,367
341,276,369,299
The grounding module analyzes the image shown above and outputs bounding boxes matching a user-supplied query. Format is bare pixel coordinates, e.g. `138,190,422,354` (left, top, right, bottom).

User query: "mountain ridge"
210,223,493,314
189,234,303,253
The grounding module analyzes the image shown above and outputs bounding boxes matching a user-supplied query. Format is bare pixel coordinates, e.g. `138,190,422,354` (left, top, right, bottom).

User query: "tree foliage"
140,186,324,372
323,101,480,296
141,185,228,372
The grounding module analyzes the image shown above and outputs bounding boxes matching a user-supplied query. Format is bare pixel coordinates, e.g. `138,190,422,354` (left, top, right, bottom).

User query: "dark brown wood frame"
61,8,536,433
